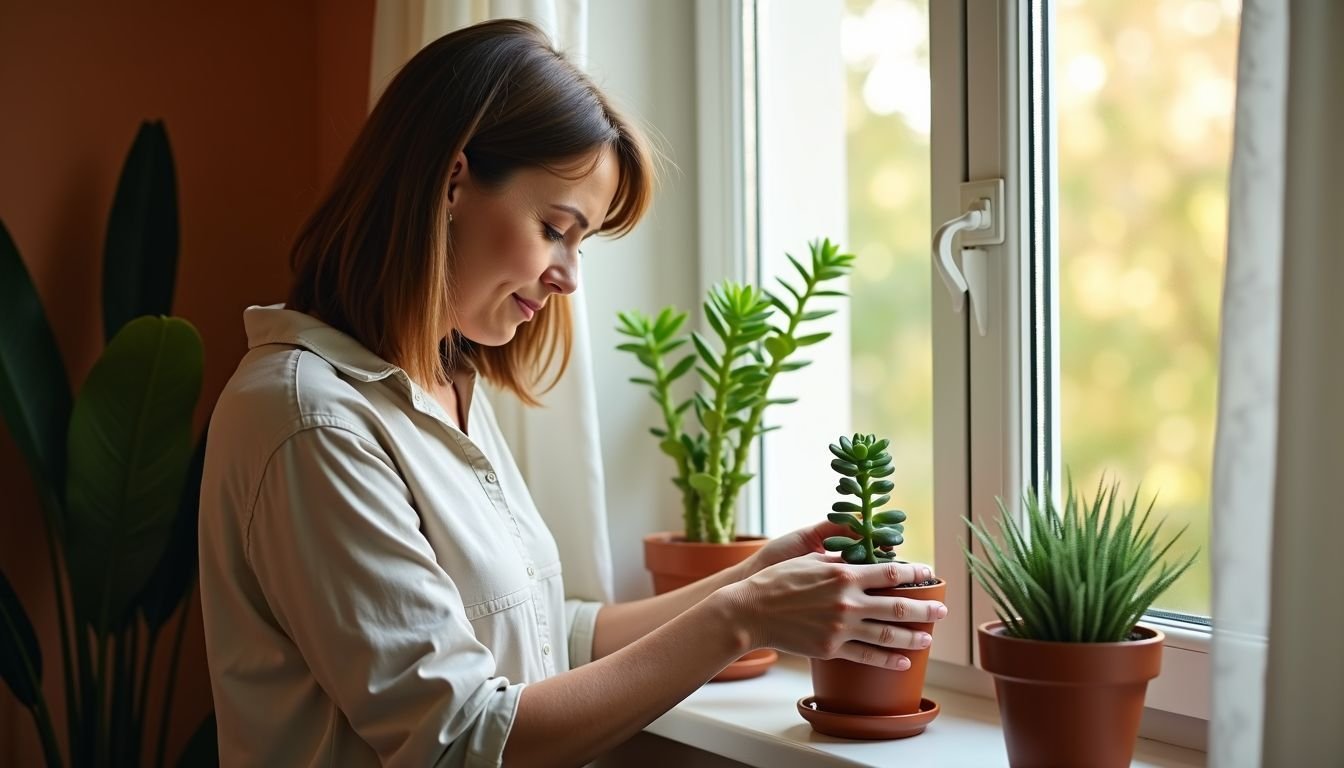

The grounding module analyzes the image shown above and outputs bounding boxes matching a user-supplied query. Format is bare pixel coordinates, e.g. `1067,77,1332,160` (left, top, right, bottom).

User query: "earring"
448,210,454,225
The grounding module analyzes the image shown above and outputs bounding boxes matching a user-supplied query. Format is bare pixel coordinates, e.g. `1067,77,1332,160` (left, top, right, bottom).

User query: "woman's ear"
446,151,469,205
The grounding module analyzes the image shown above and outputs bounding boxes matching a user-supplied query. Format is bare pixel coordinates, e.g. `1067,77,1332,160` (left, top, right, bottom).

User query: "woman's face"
445,147,619,346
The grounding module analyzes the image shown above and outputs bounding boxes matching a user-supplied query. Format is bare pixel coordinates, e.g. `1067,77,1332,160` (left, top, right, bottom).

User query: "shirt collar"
243,305,479,424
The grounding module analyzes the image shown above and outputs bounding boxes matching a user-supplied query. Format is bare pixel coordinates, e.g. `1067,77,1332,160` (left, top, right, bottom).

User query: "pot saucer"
796,696,940,740
712,649,778,682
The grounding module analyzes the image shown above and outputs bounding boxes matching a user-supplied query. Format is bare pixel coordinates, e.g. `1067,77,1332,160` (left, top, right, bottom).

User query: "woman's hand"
719,554,948,670
736,520,858,577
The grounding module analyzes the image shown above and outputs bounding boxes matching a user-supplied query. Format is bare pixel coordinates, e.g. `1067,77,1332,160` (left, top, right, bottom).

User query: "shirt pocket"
465,589,544,682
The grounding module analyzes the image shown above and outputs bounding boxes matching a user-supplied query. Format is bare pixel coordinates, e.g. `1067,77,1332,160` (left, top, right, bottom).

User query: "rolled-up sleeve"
563,599,603,668
246,421,521,768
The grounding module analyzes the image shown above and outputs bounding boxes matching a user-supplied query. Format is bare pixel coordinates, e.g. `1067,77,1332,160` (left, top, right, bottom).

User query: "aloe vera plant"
617,238,853,543
822,433,908,564
964,478,1197,643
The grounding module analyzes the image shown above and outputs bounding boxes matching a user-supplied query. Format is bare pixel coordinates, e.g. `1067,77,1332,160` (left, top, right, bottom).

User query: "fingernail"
897,657,911,670
919,633,933,648
934,603,948,619
921,566,932,581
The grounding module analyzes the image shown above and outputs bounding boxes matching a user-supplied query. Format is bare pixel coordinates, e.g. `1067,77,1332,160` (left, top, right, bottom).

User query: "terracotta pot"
809,578,947,716
977,620,1165,768
643,532,777,682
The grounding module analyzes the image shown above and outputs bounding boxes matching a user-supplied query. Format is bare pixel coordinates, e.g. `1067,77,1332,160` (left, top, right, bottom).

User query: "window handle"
933,179,1004,335
932,201,991,313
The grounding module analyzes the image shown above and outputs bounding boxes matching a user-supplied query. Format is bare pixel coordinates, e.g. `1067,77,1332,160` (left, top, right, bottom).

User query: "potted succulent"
796,433,946,739
617,238,853,680
965,478,1197,768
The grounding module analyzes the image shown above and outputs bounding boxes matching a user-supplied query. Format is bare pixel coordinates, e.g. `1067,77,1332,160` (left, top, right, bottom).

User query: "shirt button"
485,471,498,484
412,392,423,405
542,643,551,656
526,565,536,578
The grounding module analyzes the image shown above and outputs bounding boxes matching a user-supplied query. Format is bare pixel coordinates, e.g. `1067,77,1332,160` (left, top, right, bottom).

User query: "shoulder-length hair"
287,18,654,404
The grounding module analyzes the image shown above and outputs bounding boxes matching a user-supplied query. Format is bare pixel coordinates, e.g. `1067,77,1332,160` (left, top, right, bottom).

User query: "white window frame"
695,0,1212,749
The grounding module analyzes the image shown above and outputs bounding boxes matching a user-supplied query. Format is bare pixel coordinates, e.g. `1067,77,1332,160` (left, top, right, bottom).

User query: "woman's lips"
512,294,537,320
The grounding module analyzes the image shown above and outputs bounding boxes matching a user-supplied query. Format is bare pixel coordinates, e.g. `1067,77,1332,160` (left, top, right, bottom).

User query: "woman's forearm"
589,559,750,659
502,586,750,767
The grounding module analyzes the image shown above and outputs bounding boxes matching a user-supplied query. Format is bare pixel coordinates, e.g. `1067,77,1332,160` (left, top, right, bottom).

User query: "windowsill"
645,653,1206,767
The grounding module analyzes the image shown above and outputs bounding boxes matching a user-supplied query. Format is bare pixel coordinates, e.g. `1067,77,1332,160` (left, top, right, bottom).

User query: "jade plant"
964,478,1198,642
821,433,908,564
617,238,854,544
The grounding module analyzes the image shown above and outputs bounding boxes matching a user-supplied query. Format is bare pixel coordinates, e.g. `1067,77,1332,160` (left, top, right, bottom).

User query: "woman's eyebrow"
549,203,590,231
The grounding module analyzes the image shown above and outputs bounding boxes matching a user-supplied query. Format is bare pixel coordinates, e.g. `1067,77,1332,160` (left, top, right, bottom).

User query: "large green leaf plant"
616,238,854,544
0,121,215,767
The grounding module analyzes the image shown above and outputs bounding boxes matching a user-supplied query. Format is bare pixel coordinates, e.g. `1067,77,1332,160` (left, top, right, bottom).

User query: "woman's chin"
460,325,519,347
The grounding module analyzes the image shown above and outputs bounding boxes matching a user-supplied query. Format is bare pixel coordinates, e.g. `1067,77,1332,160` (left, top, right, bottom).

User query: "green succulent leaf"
841,544,869,564
874,510,907,525
687,473,718,495
831,501,862,513
830,459,858,477
824,535,859,551
873,527,904,547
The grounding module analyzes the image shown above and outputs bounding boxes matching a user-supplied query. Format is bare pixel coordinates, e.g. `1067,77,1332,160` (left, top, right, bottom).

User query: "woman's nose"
544,248,580,295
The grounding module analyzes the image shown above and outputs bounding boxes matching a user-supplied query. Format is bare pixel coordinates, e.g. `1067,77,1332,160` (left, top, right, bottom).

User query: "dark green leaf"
137,426,209,629
104,121,179,341
0,568,42,707
827,512,858,526
795,332,831,347
66,316,203,633
831,501,862,513
0,221,72,526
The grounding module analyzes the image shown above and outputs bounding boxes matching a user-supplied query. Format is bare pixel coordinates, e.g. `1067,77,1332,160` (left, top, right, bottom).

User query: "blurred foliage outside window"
841,0,1238,617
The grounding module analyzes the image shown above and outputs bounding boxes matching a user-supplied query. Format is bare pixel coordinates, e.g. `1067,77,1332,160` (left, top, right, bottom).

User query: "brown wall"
0,1,373,762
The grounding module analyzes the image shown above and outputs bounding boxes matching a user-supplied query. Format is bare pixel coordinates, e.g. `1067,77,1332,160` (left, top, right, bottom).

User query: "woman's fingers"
855,594,949,623
851,618,933,651
848,561,932,590
831,641,912,670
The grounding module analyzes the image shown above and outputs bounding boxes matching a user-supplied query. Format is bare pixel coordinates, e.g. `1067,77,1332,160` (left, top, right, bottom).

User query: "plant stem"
720,281,816,529
94,631,111,768
154,589,191,768
134,626,161,765
701,338,743,544
860,469,877,564
31,697,64,768
40,508,77,761
649,355,698,541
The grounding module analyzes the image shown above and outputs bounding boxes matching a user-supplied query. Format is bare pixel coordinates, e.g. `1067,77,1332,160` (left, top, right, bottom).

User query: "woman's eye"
542,224,565,242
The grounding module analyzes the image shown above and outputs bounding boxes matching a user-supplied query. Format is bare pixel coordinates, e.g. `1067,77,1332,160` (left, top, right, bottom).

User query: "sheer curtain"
367,0,613,604
1211,1,1344,764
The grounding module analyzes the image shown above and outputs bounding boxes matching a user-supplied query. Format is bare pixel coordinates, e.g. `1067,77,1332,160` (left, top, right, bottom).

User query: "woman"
198,18,946,767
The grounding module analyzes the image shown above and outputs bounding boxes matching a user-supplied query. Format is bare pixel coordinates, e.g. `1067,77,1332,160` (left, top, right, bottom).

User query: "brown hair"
287,18,654,404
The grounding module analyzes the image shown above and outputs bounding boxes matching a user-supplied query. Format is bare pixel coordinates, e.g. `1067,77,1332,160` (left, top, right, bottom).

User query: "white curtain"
368,0,613,604
1211,2,1344,764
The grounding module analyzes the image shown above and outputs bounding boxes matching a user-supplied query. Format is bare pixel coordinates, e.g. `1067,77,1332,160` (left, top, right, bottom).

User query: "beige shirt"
199,305,602,767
